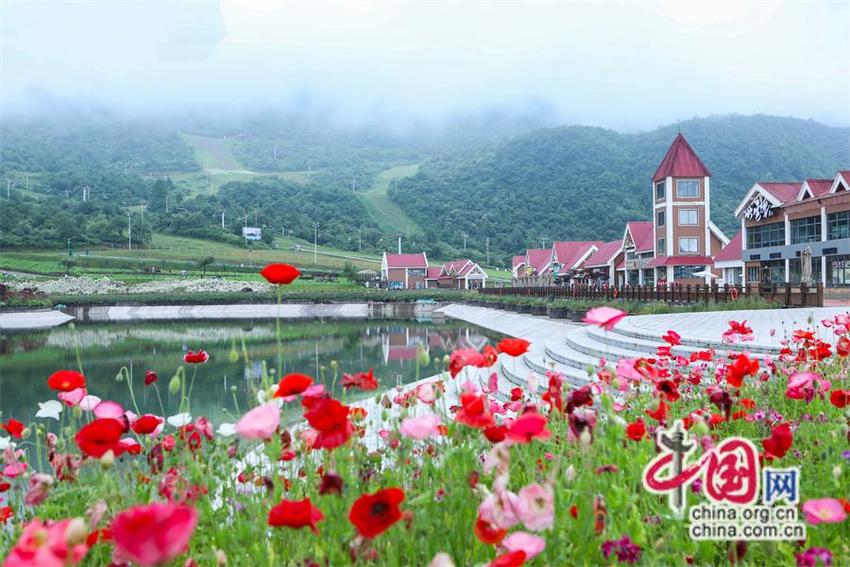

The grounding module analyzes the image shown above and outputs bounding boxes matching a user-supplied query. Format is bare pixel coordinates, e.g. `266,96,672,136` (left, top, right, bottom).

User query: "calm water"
0,318,502,426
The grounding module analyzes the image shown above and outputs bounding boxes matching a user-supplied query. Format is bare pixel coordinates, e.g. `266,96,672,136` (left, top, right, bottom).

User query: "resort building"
425,259,488,289
381,252,429,290
512,133,733,287
732,170,850,286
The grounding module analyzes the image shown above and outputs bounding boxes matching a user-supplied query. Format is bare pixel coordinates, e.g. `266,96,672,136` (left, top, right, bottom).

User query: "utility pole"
462,231,468,250
352,178,356,193
165,194,169,213
486,238,490,265
5,179,10,199
397,234,402,254
313,222,319,264
357,229,362,253
221,210,225,230
539,236,547,249
127,212,132,251
140,202,146,224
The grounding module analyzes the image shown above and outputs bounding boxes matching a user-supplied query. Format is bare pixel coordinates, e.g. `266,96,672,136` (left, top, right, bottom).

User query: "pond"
0,317,503,427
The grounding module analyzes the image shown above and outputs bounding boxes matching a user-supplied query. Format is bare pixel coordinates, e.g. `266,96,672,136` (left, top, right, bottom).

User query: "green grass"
358,164,421,236
180,132,246,171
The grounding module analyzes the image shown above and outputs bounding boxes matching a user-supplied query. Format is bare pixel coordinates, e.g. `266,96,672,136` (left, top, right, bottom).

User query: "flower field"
1,265,849,566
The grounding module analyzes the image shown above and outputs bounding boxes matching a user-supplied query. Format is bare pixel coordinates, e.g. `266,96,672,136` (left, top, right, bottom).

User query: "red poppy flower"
303,397,353,450
506,409,550,443
449,348,485,378
645,400,668,422
497,338,531,357
837,336,850,357
0,506,12,524
725,354,759,389
267,497,324,534
483,424,507,443
474,516,506,545
349,487,405,538
260,263,301,285
183,350,209,364
131,415,163,435
47,370,86,392
342,368,378,391
477,345,499,368
75,418,126,458
656,380,680,402
510,387,524,402
274,373,314,398
762,423,793,459
625,420,646,442
455,392,494,429
1,418,24,439
830,389,850,408
0,482,10,493
662,330,681,346
144,371,158,386
489,550,527,567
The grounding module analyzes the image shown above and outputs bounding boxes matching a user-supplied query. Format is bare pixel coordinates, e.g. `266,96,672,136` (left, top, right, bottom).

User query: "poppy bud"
416,347,430,366
72,407,83,419
834,465,843,479
100,450,115,469
65,518,87,546
215,549,227,566
229,349,239,363
115,372,124,383
330,360,338,369
230,385,237,393
169,374,181,394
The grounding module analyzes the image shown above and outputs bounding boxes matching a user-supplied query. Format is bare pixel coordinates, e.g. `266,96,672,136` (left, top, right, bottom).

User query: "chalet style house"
381,253,488,290
513,134,734,287
732,170,850,286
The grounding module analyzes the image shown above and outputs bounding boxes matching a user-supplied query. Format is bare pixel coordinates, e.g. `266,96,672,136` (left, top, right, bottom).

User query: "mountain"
390,115,850,266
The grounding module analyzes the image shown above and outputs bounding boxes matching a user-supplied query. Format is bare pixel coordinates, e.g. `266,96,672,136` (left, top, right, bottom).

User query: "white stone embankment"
0,310,74,331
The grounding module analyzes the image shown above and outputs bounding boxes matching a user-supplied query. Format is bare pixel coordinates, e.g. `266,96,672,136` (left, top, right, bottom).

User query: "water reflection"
0,318,502,426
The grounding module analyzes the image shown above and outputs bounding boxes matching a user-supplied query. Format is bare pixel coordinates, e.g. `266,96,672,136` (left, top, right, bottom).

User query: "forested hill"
390,115,850,262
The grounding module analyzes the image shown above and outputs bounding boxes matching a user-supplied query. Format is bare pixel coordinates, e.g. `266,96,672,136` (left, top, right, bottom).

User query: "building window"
674,265,703,279
761,259,786,284
678,237,699,254
657,211,665,226
676,179,700,198
790,216,821,244
828,211,850,241
408,268,427,277
788,257,822,285
657,238,666,255
746,221,785,249
655,181,665,200
829,255,850,287
642,269,654,286
678,209,698,226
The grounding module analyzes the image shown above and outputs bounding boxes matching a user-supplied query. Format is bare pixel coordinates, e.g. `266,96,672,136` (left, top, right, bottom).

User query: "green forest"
391,115,850,264
1,112,848,264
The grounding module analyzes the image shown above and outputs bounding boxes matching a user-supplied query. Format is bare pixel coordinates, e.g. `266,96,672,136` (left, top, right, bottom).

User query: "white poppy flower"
217,423,237,437
79,395,102,412
166,413,192,427
35,400,63,420
0,436,12,450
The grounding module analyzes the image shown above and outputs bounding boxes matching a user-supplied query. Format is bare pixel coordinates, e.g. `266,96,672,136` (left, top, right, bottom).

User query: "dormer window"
655,181,665,200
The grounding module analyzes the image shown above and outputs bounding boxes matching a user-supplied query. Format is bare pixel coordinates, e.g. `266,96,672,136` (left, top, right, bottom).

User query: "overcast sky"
1,0,848,131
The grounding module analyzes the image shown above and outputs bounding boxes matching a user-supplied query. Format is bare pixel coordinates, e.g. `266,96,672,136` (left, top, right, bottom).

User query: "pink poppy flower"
399,413,442,440
415,383,436,404
802,498,848,524
24,473,53,506
58,388,86,407
111,502,198,566
235,403,280,441
516,483,554,531
93,400,125,420
4,518,89,567
479,490,520,530
583,307,627,331
501,531,546,560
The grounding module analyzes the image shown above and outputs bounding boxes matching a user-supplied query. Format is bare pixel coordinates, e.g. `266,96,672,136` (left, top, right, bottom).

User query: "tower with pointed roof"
650,133,727,283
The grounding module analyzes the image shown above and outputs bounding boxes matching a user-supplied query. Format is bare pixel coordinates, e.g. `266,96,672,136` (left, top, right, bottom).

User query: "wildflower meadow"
1,264,849,566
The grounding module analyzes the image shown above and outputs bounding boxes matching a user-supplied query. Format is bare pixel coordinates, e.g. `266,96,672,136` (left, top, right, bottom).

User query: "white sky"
1,0,848,130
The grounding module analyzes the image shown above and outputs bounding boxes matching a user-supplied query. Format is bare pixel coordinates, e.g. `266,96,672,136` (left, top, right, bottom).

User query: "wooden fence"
479,282,823,308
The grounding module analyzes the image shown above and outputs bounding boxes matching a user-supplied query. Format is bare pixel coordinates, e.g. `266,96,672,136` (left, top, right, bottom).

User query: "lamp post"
313,222,319,264
127,212,132,251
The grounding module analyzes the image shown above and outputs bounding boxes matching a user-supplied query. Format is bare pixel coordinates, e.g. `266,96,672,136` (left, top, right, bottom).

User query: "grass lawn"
179,132,246,171
358,164,421,236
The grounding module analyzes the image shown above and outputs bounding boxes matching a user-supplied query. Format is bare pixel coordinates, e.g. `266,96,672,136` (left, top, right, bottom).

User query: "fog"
1,0,848,131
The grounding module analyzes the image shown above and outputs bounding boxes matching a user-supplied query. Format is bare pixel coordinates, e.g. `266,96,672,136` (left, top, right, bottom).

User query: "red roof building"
381,252,429,290
652,133,711,182
425,259,488,289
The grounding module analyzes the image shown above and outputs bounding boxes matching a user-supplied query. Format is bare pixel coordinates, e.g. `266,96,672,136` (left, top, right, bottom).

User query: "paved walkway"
620,306,849,350
0,310,74,331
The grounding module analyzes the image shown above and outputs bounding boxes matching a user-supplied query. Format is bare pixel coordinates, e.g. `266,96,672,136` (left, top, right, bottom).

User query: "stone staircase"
498,318,782,390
